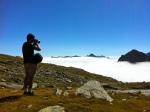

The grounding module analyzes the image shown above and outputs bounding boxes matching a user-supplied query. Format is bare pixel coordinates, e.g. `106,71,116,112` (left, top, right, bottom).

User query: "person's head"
27,33,35,43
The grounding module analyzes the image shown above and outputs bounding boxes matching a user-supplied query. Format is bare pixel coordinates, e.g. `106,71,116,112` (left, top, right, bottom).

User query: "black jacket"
22,42,41,63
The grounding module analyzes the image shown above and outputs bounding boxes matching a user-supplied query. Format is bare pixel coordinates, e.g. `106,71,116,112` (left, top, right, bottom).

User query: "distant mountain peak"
118,49,150,63
87,53,109,58
87,53,97,57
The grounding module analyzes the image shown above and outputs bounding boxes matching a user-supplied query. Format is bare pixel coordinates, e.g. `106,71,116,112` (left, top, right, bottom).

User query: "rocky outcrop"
147,52,150,56
38,105,65,112
118,49,150,63
76,80,113,102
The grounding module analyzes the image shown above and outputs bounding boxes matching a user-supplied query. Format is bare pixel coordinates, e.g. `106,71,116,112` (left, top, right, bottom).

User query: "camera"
34,39,40,44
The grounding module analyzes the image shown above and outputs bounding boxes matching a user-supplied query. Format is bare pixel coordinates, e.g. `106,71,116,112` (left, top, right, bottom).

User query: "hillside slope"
1,54,150,112
0,54,119,88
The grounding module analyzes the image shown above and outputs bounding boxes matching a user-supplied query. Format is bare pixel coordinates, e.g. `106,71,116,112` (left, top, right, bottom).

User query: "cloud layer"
43,57,150,82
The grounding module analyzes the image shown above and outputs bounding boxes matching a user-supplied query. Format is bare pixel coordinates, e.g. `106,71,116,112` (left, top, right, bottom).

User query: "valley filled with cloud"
43,57,150,82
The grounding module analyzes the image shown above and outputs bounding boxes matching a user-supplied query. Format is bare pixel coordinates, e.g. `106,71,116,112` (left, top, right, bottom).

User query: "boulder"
38,105,65,112
76,80,113,102
118,49,149,63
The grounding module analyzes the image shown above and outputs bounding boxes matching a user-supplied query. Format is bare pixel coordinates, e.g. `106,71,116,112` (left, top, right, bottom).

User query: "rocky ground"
1,87,150,112
1,54,150,112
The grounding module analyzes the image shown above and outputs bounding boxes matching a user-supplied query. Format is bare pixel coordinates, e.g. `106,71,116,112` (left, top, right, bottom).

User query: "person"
22,33,41,95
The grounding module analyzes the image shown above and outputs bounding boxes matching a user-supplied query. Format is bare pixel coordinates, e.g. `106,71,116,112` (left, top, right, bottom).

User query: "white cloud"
43,57,150,82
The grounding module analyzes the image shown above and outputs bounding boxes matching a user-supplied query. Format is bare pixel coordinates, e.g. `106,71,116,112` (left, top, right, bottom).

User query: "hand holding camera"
34,39,40,44
33,39,41,51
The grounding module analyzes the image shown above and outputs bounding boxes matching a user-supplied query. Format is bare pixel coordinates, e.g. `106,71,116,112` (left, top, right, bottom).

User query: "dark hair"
27,33,35,41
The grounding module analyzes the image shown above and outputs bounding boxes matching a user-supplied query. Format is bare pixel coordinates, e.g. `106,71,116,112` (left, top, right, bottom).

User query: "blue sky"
0,0,150,57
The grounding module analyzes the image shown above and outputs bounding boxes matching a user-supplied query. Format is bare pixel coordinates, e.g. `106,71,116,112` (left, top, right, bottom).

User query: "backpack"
33,53,43,64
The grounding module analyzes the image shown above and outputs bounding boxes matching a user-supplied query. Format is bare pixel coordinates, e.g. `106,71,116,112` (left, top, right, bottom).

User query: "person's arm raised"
34,43,41,51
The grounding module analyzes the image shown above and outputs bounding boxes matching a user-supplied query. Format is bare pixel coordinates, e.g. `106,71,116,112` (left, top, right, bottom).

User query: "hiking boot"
23,91,35,96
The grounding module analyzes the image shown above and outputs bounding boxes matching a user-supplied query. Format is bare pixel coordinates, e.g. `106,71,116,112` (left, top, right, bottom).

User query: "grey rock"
0,82,23,89
56,88,63,96
27,104,32,109
76,80,113,102
0,81,37,89
66,79,72,83
122,99,127,101
63,91,69,96
109,89,150,96
32,83,38,89
66,87,72,90
38,105,65,112
1,79,6,82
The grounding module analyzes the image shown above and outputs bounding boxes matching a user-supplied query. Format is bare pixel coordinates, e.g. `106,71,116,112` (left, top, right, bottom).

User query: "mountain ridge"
50,53,109,58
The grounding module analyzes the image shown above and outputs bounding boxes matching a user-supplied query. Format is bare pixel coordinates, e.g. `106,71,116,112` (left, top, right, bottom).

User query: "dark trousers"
24,63,37,90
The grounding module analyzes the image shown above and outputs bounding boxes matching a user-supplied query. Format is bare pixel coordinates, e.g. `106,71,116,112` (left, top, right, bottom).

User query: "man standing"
22,33,41,95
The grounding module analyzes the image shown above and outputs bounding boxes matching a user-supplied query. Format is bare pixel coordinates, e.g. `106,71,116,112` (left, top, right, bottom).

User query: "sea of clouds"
43,57,150,82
